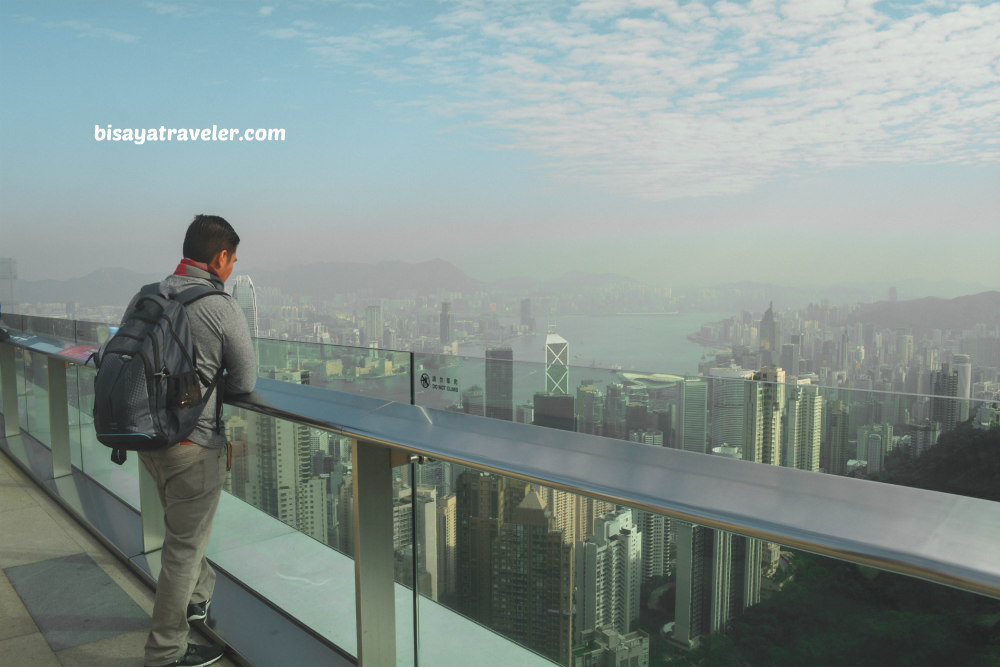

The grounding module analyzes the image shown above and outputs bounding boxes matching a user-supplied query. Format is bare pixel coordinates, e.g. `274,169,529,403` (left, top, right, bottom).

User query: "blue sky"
1,0,997,292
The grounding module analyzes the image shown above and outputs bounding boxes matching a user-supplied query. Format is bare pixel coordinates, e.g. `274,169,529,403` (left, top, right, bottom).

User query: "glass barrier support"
47,356,71,478
1,343,18,437
352,438,408,667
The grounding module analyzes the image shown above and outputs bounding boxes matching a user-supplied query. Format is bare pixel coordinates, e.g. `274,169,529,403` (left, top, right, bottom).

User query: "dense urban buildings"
6,262,999,663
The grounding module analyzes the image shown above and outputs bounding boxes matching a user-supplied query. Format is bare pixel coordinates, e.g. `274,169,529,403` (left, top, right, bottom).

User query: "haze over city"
1,0,998,291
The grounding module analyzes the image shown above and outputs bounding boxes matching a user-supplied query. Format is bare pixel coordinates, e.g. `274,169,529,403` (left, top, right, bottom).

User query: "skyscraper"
635,510,671,584
455,471,528,624
672,523,761,647
440,302,455,347
930,362,960,431
520,298,535,332
952,354,972,423
230,274,258,337
245,369,327,543
491,488,574,664
485,347,514,421
709,367,753,449
825,399,850,475
679,378,708,454
461,385,485,416
575,383,604,436
743,367,785,466
533,393,575,431
858,423,894,474
365,304,383,350
575,509,642,640
545,328,569,396
758,302,777,365
603,383,628,440
783,381,822,472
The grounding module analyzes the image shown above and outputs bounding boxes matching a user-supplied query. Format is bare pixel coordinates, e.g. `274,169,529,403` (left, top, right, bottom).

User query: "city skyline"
1,1,998,288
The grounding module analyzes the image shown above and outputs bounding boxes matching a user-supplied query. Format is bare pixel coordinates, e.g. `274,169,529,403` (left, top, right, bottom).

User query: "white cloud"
56,20,139,43
263,0,1000,200
259,6,275,18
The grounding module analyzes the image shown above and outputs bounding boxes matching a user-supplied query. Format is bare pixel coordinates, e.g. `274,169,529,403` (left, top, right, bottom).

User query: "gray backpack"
93,283,226,464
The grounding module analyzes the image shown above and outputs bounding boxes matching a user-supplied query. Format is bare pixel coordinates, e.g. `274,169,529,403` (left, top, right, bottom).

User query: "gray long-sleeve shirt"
122,267,257,448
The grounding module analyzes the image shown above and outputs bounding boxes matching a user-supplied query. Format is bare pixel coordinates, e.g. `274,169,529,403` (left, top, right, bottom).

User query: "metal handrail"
3,319,999,605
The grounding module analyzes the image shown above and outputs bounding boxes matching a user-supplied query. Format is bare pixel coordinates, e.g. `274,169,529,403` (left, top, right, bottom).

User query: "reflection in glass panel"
411,463,612,665
664,536,1000,666
254,337,411,403
23,350,51,446
75,362,140,507
223,406,354,555
413,459,1000,667
414,343,999,503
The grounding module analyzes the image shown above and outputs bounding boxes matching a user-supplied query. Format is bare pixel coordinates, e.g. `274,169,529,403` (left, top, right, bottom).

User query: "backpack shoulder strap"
172,283,230,436
173,284,228,307
138,282,161,297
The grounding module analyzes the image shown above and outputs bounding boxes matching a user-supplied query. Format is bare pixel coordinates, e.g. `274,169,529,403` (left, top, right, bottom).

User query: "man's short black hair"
183,215,240,263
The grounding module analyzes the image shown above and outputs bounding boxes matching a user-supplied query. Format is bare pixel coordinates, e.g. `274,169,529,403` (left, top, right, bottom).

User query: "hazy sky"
1,0,998,290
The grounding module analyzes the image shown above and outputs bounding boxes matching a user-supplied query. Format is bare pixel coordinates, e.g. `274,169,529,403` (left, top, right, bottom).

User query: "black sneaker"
147,642,224,667
187,599,211,621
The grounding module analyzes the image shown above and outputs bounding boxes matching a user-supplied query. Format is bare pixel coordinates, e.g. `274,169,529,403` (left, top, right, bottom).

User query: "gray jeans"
139,444,226,666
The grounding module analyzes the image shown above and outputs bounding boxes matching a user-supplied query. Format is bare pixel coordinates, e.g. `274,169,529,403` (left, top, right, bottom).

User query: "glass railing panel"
66,364,84,470
22,349,51,446
412,350,653,430
414,455,1000,667
15,346,28,432
218,404,361,657
254,337,412,403
74,319,112,347
661,525,1000,667
392,459,417,667
222,405,360,555
707,375,999,498
76,364,141,509
412,462,578,666
0,311,26,333
409,347,999,502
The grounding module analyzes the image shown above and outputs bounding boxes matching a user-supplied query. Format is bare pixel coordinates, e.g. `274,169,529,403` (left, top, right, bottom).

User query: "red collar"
174,258,221,278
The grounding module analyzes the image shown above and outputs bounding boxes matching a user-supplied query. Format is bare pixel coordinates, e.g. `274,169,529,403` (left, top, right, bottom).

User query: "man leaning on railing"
122,215,256,667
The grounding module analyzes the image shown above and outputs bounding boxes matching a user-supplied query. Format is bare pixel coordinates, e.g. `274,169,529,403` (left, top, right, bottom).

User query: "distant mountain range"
14,260,485,306
248,258,484,300
16,268,163,308
11,261,999,326
846,291,1000,335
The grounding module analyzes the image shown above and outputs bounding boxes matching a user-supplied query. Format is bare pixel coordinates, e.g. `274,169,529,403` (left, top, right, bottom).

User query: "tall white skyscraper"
743,367,785,466
783,380,822,472
230,274,259,337
545,328,569,396
575,509,642,641
635,510,671,584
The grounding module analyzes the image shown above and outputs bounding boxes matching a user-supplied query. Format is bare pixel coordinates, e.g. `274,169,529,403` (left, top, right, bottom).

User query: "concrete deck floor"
0,449,239,667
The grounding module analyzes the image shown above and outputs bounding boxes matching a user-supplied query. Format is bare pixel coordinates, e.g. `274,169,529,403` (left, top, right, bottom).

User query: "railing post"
47,357,71,478
0,343,19,437
140,460,166,554
352,439,397,667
